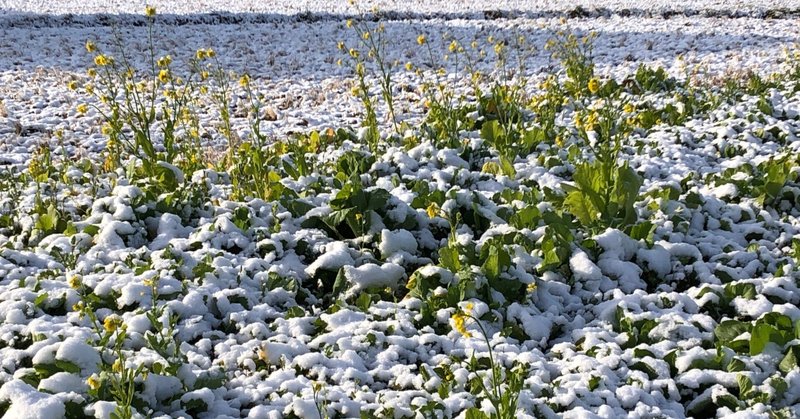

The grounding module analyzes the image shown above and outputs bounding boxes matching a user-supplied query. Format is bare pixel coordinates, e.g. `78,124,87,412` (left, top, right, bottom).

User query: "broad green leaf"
438,246,461,272
738,374,755,399
724,283,757,300
715,320,751,345
464,408,490,419
779,345,800,374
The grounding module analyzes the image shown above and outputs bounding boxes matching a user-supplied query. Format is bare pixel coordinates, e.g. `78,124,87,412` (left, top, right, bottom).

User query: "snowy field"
2,1,800,418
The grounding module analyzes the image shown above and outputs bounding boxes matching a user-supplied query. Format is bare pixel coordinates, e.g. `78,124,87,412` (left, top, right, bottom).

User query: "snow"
378,229,418,257
343,263,405,292
0,380,66,418
38,372,87,394
304,241,355,277
55,337,101,374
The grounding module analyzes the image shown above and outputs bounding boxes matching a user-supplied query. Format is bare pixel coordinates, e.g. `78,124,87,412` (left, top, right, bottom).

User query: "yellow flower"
312,381,324,393
337,41,345,51
68,275,81,289
623,103,635,113
196,49,207,60
493,43,504,55
87,68,97,78
355,62,365,75
587,78,600,94
349,48,359,58
85,40,96,53
94,54,110,67
405,62,413,71
76,104,88,114
112,358,123,373
158,69,169,83
67,80,78,90
417,34,426,45
145,5,156,17
426,202,438,218
206,48,215,58
346,19,353,28
362,31,370,40
527,282,538,293
448,40,458,53
103,315,122,333
156,55,172,67
239,74,250,87
470,40,478,49
87,374,101,390
452,312,469,337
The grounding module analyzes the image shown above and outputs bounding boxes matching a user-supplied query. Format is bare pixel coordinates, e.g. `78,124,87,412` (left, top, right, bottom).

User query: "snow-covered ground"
2,1,800,418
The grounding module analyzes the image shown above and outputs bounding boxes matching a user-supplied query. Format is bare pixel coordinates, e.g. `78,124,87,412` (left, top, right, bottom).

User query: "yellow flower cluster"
623,103,635,113
574,111,599,131
94,54,111,67
145,5,156,18
452,312,469,337
156,55,172,67
87,374,101,390
195,48,215,60
587,78,600,94
103,314,123,333
426,202,439,218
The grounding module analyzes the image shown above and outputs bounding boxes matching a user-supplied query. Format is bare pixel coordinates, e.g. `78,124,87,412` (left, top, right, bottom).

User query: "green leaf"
438,246,461,273
750,323,777,355
563,189,597,227
355,292,372,312
628,221,656,245
588,375,601,391
330,267,349,298
480,120,501,143
713,392,740,411
715,320,751,346
53,360,81,374
738,374,756,399
508,206,540,229
779,345,800,374
464,408,490,419
285,306,305,319
481,241,510,281
629,361,658,379
726,357,746,372
724,282,757,300
34,292,48,308
685,192,704,209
